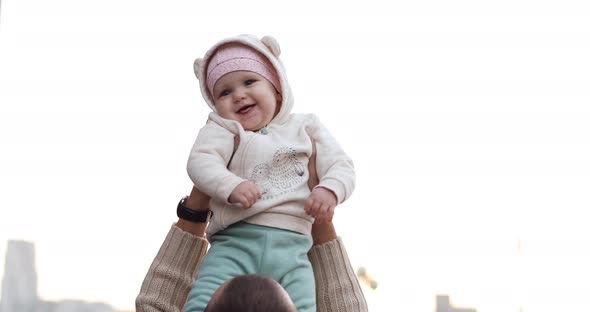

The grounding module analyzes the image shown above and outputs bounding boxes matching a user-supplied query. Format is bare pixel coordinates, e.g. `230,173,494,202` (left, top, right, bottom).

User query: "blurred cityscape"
436,295,477,312
1,240,477,311
0,240,127,312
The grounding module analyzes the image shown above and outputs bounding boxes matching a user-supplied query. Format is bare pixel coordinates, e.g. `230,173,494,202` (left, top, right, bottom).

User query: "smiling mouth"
237,104,255,114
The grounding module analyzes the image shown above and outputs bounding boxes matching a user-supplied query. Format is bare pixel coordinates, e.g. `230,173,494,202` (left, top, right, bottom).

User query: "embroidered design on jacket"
250,147,305,200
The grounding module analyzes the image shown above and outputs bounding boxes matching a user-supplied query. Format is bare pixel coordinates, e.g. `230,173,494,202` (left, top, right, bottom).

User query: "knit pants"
183,222,315,312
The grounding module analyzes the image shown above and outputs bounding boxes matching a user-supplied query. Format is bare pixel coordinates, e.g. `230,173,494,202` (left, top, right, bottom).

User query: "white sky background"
1,0,589,311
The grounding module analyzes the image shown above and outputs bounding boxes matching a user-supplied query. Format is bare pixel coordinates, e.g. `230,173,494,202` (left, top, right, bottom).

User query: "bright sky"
1,0,589,311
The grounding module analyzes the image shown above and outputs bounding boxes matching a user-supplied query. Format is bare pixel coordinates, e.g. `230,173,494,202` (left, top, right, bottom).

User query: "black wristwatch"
176,196,211,222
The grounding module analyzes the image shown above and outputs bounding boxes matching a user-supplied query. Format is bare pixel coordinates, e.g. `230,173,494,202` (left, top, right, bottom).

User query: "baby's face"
212,71,281,131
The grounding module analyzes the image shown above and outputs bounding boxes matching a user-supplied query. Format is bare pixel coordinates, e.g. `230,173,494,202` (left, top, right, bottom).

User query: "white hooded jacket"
188,35,355,238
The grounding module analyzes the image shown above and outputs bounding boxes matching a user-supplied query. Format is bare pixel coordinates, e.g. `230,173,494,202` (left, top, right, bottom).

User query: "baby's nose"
233,89,247,102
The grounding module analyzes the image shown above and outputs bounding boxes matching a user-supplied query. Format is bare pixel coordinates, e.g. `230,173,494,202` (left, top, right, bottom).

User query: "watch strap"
176,196,211,223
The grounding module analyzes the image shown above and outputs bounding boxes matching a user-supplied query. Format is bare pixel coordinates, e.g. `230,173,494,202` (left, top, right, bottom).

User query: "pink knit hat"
206,43,281,95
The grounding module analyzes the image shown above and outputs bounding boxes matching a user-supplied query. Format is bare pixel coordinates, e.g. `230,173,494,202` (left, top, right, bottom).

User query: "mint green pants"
184,222,315,312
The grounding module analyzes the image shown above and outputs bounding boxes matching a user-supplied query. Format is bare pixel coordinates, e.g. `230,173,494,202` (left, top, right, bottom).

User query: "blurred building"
436,295,477,312
0,240,124,312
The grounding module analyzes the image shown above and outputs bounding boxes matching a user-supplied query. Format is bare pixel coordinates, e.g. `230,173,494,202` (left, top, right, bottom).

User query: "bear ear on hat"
261,36,281,57
193,58,204,80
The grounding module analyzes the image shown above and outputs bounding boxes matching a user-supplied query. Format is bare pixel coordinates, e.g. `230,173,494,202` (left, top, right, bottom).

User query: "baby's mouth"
237,104,255,114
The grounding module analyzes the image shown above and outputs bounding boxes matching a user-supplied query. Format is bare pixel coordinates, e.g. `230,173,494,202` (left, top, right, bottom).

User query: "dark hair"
204,274,297,312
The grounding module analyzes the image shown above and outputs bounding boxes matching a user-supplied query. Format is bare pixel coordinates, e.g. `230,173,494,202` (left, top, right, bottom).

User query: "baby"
184,34,355,312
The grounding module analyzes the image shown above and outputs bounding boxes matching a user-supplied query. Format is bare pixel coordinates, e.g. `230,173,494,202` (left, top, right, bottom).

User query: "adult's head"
204,274,297,312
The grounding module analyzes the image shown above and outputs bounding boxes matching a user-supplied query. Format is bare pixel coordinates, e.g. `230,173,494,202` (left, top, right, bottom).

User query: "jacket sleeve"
309,237,369,312
187,120,246,203
306,115,356,203
135,224,209,312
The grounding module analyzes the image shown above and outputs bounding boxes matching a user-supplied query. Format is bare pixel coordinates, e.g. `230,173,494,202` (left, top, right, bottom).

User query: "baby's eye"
244,79,257,86
218,89,231,97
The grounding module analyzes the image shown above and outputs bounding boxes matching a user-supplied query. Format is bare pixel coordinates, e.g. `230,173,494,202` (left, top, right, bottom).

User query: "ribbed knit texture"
309,237,369,312
136,224,208,312
136,227,367,312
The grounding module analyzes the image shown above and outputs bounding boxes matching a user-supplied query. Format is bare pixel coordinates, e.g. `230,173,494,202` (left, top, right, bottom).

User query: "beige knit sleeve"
309,237,369,312
135,224,209,312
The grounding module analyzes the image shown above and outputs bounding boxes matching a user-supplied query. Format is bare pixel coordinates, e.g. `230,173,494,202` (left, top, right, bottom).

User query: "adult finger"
307,140,319,190
327,205,335,221
309,200,322,217
305,200,316,216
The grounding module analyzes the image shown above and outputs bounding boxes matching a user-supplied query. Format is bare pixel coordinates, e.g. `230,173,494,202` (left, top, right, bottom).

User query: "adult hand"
307,139,339,245
307,139,319,190
306,139,338,223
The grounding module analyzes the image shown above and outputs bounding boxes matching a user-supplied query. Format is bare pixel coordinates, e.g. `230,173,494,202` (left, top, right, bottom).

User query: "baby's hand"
305,187,337,224
228,181,261,208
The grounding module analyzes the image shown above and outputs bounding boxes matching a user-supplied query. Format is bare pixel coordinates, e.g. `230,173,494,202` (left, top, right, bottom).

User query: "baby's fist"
305,187,337,223
229,181,261,208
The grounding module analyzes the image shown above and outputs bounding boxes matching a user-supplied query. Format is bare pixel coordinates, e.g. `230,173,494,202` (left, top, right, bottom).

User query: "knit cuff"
136,224,209,312
308,237,368,312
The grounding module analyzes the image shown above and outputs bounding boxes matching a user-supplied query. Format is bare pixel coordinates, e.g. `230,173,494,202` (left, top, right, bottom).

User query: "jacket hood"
193,34,294,127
